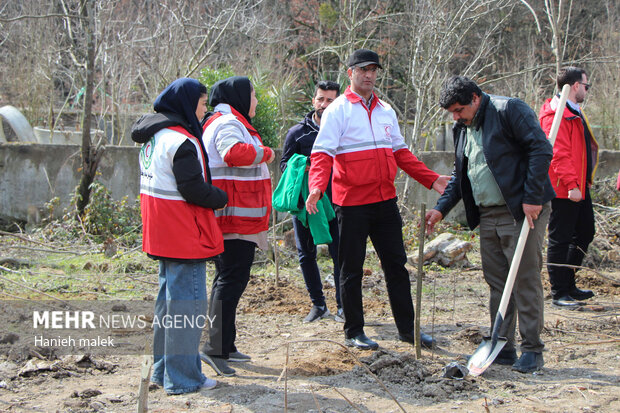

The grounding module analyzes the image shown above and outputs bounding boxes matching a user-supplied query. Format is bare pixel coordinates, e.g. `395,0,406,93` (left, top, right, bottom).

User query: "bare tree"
396,0,516,200
74,0,102,216
0,0,617,161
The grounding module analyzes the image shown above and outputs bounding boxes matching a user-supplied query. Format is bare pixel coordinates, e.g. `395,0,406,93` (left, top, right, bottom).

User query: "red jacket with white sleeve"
202,104,273,234
309,86,438,206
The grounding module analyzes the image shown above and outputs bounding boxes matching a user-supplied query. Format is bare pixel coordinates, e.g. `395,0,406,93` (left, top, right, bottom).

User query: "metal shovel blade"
466,335,507,377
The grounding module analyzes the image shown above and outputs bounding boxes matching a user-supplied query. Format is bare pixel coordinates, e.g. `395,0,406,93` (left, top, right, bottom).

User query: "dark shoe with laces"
568,287,594,301
512,351,544,373
494,348,517,365
552,295,582,308
303,305,330,322
345,333,378,350
398,332,436,349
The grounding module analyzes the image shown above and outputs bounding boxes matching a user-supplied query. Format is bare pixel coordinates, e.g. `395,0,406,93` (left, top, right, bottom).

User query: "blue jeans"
151,260,208,395
292,216,341,309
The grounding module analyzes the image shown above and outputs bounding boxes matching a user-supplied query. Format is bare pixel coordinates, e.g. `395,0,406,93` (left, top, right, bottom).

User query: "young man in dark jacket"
280,80,343,322
426,76,554,373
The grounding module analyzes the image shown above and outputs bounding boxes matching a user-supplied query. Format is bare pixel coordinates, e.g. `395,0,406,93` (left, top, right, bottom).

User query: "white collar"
566,99,581,113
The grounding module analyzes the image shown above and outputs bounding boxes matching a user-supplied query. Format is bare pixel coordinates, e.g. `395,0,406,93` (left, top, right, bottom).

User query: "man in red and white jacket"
540,67,599,307
306,49,450,350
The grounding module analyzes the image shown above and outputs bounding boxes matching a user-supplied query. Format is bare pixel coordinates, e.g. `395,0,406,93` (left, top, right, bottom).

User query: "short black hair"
315,80,340,97
439,76,482,109
557,67,587,89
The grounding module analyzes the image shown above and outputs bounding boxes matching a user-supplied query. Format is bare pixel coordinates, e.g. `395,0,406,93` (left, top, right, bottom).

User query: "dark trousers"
201,239,255,359
547,190,595,298
292,216,341,309
336,198,415,339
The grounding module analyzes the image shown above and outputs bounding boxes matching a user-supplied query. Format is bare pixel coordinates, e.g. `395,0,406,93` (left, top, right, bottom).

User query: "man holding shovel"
426,76,555,373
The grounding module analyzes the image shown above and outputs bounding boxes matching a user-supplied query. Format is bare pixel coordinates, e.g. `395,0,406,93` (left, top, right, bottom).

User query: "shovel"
466,83,571,376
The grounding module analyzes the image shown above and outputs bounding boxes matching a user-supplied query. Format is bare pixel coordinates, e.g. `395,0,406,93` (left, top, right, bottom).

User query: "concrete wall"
1,142,619,224
0,143,141,222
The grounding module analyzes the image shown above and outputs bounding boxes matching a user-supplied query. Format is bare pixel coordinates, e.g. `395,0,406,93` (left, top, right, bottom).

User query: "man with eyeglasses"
539,67,599,308
305,49,450,351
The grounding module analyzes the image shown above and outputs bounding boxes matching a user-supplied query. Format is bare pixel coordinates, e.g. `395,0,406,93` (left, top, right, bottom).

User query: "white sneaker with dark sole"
201,377,217,390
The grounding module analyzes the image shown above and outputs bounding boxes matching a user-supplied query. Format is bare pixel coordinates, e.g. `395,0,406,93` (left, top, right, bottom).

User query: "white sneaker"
201,377,217,390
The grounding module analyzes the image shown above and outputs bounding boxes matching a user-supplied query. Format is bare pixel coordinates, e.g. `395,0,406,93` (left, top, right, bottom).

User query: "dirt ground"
0,234,619,412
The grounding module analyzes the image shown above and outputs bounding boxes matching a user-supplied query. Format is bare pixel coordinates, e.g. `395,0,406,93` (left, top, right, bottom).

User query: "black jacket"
435,93,555,229
280,111,335,199
131,112,228,210
280,111,319,172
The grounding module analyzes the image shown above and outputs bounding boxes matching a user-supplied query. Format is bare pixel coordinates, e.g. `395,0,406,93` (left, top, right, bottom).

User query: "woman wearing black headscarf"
199,76,274,377
132,78,227,394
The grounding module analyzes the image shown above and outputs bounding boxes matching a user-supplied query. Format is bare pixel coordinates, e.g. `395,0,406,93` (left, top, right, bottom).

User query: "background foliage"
198,66,283,148
0,0,618,151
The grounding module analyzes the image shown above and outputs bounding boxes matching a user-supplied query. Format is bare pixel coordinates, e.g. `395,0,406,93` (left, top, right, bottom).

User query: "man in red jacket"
306,49,450,350
539,67,599,308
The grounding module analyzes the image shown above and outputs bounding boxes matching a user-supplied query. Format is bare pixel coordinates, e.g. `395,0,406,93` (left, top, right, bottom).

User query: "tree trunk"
76,0,103,216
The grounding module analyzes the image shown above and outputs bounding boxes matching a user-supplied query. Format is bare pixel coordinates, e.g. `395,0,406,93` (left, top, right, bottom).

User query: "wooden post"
137,339,153,413
415,203,426,359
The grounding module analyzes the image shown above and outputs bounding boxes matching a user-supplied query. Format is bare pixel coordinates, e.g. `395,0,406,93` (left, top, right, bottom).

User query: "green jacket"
272,153,335,244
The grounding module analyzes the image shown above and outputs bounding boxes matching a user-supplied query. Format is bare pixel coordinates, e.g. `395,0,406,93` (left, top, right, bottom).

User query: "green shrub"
198,67,281,148
80,182,141,244
43,181,141,247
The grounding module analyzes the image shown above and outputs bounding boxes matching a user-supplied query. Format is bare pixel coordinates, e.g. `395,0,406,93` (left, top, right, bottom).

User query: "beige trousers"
478,203,550,353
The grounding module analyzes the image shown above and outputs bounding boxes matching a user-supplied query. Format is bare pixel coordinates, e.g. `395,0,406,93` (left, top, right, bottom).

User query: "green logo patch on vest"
140,138,154,169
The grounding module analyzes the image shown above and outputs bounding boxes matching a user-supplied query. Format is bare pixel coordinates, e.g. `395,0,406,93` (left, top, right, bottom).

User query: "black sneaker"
512,351,544,373
552,295,582,308
494,348,517,365
345,333,378,350
228,350,251,362
398,332,436,349
199,352,236,376
303,305,330,322
568,287,594,301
